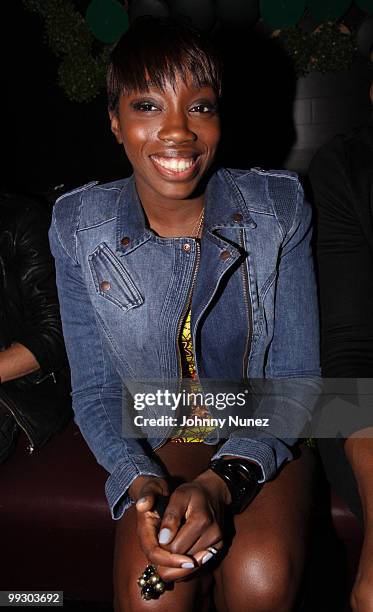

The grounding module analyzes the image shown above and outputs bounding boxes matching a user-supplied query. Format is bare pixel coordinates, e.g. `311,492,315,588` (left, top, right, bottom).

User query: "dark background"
2,1,130,195
2,1,372,197
1,4,371,610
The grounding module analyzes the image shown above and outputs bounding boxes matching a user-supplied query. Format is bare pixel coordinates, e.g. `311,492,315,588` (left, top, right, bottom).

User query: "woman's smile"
149,153,201,180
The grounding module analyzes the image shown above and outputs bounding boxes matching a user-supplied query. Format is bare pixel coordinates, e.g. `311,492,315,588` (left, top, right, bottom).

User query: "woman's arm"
0,342,39,382
208,176,321,477
49,202,167,520
50,197,201,572
345,431,373,612
345,430,373,522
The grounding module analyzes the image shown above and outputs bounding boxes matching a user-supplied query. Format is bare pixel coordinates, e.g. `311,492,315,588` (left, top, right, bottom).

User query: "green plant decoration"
22,0,362,103
275,22,358,77
23,0,110,103
273,26,313,76
309,23,357,74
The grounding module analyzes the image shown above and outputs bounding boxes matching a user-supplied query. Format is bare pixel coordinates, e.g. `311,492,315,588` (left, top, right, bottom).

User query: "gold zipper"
152,239,201,451
176,240,201,385
239,228,252,379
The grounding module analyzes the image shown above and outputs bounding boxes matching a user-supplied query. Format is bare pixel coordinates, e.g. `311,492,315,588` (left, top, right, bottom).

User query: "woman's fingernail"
181,562,194,569
158,528,172,544
136,497,147,505
202,552,214,564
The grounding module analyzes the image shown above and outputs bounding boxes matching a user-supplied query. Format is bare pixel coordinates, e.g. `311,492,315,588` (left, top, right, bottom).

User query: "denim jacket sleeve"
49,204,167,520
210,177,321,481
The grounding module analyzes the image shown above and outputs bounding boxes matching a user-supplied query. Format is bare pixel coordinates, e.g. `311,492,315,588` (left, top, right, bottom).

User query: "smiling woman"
49,16,320,612
108,74,220,236
107,19,221,236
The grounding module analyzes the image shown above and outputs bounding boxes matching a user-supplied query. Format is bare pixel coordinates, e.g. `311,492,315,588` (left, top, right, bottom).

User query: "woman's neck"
136,184,206,238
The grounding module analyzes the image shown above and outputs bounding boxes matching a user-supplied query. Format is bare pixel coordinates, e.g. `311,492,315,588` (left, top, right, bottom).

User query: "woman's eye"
131,101,159,112
190,103,217,114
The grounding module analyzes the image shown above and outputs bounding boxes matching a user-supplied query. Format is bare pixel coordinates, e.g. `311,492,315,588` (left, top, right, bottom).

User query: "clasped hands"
129,469,232,582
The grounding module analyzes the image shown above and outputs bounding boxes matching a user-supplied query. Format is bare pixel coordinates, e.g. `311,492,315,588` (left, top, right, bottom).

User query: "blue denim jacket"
49,167,320,519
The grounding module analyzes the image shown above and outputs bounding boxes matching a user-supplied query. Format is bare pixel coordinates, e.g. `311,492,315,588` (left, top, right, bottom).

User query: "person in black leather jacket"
0,192,71,461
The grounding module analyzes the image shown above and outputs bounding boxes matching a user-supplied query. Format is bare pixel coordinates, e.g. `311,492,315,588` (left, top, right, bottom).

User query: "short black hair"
107,17,223,113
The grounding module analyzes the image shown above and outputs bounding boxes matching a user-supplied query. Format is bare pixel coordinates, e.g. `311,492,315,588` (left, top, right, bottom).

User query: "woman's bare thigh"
212,445,316,612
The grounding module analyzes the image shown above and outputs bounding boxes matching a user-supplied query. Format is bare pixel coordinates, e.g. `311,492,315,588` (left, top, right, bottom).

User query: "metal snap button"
182,243,191,252
100,280,111,292
220,250,231,261
121,236,130,246
232,212,243,222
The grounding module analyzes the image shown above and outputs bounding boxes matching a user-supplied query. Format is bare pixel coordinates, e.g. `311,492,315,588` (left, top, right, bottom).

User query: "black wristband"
209,457,262,514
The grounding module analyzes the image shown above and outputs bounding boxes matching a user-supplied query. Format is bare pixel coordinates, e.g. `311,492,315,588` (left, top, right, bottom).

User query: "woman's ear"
108,109,123,144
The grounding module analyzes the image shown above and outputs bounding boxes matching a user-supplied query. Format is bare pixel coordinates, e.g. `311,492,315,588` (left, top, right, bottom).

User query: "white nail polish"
136,497,147,505
158,528,172,544
202,552,214,564
181,562,194,569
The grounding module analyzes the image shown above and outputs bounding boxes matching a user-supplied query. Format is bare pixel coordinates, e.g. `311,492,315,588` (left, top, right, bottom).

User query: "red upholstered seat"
0,420,114,602
0,421,365,608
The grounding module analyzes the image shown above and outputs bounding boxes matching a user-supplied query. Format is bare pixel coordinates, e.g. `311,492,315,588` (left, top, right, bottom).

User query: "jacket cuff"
210,438,278,483
105,454,167,520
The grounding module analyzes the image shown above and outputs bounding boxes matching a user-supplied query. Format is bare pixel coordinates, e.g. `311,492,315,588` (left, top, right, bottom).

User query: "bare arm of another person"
0,203,68,383
0,342,39,382
345,431,373,612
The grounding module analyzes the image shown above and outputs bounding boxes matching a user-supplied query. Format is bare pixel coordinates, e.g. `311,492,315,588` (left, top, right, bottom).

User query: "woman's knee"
215,539,298,612
114,526,211,612
114,573,210,612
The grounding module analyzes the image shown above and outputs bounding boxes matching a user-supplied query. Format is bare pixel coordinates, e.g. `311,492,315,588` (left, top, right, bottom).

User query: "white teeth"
151,156,196,172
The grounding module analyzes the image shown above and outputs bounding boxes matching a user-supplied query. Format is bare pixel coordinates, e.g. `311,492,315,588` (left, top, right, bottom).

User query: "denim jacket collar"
115,167,256,256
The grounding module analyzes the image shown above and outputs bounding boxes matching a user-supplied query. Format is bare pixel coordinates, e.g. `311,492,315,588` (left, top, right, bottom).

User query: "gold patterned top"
170,309,215,443
170,309,316,449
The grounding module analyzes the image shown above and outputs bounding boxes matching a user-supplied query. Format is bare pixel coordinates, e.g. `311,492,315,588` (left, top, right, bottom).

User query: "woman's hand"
130,475,197,573
149,469,231,582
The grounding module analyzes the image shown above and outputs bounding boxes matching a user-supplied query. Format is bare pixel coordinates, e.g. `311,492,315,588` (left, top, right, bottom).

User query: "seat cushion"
0,420,115,602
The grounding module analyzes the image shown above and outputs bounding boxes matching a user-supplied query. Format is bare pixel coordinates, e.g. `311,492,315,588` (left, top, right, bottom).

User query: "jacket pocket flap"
89,244,143,312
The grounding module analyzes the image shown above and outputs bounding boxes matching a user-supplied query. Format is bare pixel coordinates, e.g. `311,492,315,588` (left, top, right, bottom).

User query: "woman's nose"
157,113,197,144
